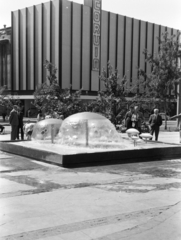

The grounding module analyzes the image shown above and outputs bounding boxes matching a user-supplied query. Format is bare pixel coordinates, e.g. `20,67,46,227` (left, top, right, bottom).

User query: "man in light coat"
9,105,19,140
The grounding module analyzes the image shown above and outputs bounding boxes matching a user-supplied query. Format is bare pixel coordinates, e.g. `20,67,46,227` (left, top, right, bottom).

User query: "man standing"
149,109,162,141
125,106,134,129
9,105,19,140
17,107,24,140
131,106,144,133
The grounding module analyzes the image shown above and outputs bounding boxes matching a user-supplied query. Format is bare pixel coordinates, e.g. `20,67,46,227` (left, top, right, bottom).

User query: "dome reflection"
58,112,121,146
31,118,63,141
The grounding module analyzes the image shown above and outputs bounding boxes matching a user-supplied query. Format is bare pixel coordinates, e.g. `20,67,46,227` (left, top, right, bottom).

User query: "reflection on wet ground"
0,151,181,198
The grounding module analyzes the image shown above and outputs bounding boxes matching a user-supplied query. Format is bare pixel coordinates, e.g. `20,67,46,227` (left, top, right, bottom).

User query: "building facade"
0,0,179,114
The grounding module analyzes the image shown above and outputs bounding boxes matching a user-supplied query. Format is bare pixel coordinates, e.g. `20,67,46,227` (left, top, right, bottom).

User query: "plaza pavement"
0,119,181,239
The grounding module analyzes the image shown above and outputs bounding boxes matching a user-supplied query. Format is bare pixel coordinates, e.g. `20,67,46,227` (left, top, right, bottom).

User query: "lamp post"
170,114,181,143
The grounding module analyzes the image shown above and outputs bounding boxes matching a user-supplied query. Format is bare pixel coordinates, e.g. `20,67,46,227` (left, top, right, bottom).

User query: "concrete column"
84,0,93,7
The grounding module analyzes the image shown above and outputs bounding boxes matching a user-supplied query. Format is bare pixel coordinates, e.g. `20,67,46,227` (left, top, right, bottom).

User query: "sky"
0,0,180,30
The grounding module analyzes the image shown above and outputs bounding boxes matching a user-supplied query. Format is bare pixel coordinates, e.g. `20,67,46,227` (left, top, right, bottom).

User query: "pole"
51,124,54,143
85,120,89,147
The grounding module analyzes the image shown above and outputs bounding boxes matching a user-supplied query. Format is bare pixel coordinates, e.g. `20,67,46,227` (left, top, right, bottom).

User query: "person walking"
9,105,19,140
17,108,24,140
125,106,134,129
149,108,162,141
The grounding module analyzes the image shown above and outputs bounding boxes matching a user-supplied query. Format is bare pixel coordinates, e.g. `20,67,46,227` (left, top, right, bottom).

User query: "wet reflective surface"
0,151,181,239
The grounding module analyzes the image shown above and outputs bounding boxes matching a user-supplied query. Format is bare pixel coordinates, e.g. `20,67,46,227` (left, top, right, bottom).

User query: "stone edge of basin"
0,140,181,168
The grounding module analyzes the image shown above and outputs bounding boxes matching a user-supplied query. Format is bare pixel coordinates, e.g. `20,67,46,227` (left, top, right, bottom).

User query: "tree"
33,60,84,119
86,62,128,125
0,85,20,111
139,31,181,129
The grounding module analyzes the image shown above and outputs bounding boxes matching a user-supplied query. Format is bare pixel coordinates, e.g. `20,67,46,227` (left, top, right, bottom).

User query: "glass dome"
58,112,121,146
31,118,63,141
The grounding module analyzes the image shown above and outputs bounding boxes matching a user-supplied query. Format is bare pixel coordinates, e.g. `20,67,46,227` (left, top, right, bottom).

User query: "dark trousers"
17,125,24,140
151,125,160,141
0,125,4,133
11,125,18,140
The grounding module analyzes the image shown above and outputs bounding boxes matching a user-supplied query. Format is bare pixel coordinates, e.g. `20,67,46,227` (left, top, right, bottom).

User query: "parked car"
159,113,170,120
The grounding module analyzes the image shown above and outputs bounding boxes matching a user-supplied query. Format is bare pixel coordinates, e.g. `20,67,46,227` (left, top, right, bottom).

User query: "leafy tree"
139,31,181,128
0,85,20,111
33,60,84,119
86,62,128,125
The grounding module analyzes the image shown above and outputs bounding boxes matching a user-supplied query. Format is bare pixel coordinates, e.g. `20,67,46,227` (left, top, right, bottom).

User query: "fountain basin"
0,138,181,167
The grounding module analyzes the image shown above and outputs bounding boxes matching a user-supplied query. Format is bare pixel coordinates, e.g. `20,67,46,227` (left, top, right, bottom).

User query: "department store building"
0,0,179,115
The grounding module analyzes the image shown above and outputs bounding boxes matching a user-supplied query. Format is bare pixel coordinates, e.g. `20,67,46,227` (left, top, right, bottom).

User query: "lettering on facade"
92,0,101,71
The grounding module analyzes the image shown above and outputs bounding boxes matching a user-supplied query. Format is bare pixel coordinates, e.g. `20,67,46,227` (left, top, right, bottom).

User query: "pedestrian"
149,108,162,141
124,106,134,129
37,110,44,122
0,124,5,134
27,108,31,118
17,107,24,140
2,106,7,122
131,106,144,133
24,121,35,140
9,105,19,140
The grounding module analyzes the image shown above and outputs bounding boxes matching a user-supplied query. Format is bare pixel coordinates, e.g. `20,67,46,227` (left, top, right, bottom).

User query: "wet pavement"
0,150,181,239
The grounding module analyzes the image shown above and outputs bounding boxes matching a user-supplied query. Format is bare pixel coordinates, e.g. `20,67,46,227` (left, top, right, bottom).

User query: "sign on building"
92,0,101,71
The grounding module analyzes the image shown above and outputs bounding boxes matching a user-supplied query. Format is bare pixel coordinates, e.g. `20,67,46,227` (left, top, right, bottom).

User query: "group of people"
8,105,37,140
125,106,162,141
4,104,163,141
9,105,24,140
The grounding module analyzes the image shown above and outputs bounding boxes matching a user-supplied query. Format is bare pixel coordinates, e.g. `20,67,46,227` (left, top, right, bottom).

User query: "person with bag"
149,109,162,141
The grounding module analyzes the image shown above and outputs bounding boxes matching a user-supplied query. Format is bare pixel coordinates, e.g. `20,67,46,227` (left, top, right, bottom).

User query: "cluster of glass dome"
31,118,63,141
31,112,121,146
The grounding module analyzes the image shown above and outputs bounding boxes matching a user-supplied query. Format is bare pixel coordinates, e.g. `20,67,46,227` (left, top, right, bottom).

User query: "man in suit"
149,108,162,141
17,107,24,140
9,105,19,140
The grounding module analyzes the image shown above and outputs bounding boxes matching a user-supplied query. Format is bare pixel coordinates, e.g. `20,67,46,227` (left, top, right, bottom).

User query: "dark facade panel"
117,15,124,80
3,46,6,87
27,6,34,90
160,25,166,39
42,2,51,83
153,24,159,57
19,8,26,90
72,2,81,90
147,22,153,75
139,20,146,93
0,46,2,86
124,17,132,90
12,10,19,90
132,19,139,92
82,5,91,91
100,10,108,90
173,29,178,38
139,20,146,71
34,4,43,88
7,50,11,89
61,0,71,88
51,0,60,82
167,27,172,37
109,12,117,70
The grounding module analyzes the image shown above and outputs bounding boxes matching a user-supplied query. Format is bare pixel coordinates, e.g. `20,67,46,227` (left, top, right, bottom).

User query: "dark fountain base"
0,138,181,168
